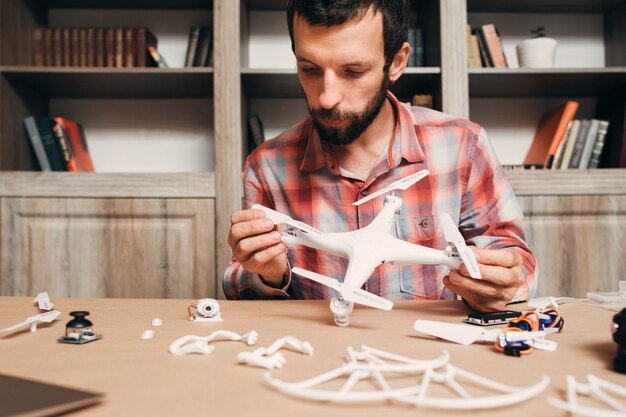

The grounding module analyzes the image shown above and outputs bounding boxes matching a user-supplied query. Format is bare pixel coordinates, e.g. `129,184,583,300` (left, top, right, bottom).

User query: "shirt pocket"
394,215,447,299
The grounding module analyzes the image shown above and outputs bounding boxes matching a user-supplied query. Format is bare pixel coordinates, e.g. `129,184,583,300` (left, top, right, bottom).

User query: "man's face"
292,8,389,146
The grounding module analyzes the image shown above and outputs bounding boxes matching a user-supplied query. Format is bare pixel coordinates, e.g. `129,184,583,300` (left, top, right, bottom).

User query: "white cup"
516,37,557,68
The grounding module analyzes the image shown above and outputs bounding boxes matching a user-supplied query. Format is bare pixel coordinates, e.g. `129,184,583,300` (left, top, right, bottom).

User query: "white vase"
516,37,557,68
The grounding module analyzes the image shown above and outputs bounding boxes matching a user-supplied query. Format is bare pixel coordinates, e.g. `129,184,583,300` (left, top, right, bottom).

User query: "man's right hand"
227,208,288,286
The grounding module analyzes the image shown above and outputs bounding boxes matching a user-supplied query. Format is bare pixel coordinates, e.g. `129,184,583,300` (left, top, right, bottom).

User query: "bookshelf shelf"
1,68,214,98
467,0,622,13
468,67,626,97
42,0,213,10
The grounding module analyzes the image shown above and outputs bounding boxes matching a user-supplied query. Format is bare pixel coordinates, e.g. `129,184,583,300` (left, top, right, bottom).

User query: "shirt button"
361,190,369,196
420,219,429,228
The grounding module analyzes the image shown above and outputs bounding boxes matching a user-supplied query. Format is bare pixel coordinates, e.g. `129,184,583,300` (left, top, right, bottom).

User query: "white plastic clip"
169,330,258,356
238,336,314,369
33,292,54,311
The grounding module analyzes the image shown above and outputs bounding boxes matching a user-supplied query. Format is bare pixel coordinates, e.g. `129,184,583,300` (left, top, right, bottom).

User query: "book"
33,117,67,171
95,28,105,67
71,27,80,67
62,27,71,66
44,27,53,66
52,27,62,67
559,119,580,170
54,117,95,172
124,27,134,67
577,119,600,169
480,24,508,68
411,94,434,109
550,120,573,170
79,27,87,67
523,101,579,168
568,119,591,169
413,27,424,67
588,120,610,169
597,94,626,168
148,46,168,68
33,27,44,66
136,27,158,67
23,116,52,171
193,26,212,67
472,28,491,67
114,27,124,68
86,27,96,67
51,122,76,171
184,27,201,67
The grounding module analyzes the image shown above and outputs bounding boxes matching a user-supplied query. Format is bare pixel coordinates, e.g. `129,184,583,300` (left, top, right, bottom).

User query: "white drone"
253,169,482,327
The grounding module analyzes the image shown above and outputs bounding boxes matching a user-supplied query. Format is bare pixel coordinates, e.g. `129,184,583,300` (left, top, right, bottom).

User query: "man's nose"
318,71,342,110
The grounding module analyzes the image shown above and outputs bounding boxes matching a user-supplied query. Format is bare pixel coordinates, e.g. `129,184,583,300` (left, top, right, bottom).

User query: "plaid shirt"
223,92,537,301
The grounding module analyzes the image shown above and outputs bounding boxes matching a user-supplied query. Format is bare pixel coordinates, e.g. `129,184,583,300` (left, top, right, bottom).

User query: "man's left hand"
443,248,525,312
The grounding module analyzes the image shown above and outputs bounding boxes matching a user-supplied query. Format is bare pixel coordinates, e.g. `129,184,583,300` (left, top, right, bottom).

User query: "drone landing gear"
330,298,354,327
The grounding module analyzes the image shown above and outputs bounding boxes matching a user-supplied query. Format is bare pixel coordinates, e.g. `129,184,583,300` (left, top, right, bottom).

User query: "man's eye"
345,70,365,78
301,67,319,73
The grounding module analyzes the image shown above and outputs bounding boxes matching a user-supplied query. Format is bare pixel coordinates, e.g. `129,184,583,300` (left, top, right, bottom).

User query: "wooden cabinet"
0,173,216,298
509,170,626,297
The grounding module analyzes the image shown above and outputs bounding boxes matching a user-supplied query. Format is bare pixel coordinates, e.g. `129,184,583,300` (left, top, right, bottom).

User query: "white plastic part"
237,336,314,369
329,297,354,327
151,318,163,327
0,310,62,333
141,330,155,340
549,374,626,416
33,292,54,311
414,319,558,347
168,330,258,355
528,296,576,312
265,346,549,409
352,169,429,206
190,298,223,322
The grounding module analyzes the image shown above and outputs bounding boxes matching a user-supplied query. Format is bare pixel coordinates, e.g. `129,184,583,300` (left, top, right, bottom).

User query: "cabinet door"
1,198,215,298
518,195,626,298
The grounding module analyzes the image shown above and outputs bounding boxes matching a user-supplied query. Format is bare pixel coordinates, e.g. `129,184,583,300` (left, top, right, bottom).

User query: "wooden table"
0,297,623,416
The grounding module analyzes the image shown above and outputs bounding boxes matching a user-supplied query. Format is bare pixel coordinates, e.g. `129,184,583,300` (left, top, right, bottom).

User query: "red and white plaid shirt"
223,92,537,301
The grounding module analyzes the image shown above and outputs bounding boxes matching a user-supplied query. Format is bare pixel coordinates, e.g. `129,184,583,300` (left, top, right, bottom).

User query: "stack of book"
184,26,213,67
32,26,162,68
467,24,508,68
407,26,425,67
522,101,612,170
23,117,95,172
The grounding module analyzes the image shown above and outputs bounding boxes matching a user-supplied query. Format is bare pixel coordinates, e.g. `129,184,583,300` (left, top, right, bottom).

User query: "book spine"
560,120,581,170
481,24,507,68
549,121,573,170
588,120,610,169
473,28,491,67
34,118,67,171
52,27,62,67
79,28,87,67
71,28,80,67
95,28,105,67
578,119,600,169
44,28,53,66
569,119,591,168
23,117,52,171
86,27,96,67
104,28,115,67
52,122,77,172
62,27,71,67
185,27,200,67
32,27,44,66
114,28,124,68
124,27,134,68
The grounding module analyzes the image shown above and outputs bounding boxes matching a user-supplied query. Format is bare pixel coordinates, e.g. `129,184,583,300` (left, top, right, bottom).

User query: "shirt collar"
300,91,425,174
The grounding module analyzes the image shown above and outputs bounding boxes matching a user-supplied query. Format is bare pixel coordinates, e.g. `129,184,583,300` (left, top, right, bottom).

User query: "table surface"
0,296,624,417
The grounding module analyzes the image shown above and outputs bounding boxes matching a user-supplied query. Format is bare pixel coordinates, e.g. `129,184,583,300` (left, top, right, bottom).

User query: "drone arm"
282,228,352,259
384,238,462,270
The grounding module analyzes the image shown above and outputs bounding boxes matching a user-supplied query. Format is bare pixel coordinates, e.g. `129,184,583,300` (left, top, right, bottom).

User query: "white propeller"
252,204,322,235
292,267,393,311
33,292,54,310
353,169,430,206
527,296,576,312
440,213,482,279
1,310,62,333
413,319,558,349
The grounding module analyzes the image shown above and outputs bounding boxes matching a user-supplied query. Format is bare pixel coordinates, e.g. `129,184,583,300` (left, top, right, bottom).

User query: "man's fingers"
459,262,523,287
234,231,283,260
473,248,522,268
242,243,286,271
230,208,269,225
229,218,275,247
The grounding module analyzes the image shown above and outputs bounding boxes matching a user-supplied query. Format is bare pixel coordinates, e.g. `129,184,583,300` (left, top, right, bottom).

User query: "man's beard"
309,76,390,146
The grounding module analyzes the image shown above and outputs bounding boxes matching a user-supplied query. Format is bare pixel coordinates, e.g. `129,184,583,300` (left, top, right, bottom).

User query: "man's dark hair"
287,0,410,71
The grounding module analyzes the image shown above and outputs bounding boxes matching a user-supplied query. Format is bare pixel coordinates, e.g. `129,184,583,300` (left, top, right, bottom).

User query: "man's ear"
389,41,411,83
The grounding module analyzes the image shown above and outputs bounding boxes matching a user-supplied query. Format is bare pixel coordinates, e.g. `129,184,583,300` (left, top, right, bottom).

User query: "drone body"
253,169,482,326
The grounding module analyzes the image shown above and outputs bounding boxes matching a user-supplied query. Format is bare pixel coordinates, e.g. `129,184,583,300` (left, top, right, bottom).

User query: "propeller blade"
33,292,54,310
528,296,576,312
440,213,481,279
353,169,429,206
413,319,497,345
252,204,321,235
1,311,61,332
293,267,393,311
